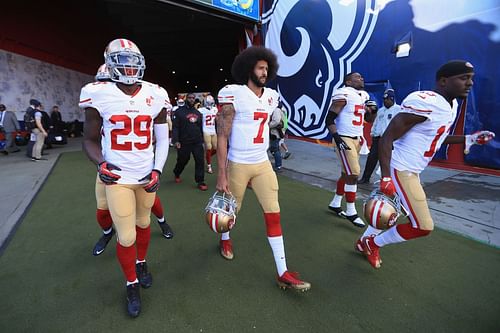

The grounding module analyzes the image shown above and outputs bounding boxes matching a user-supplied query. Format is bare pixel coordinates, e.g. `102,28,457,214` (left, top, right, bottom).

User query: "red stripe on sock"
396,224,431,240
336,178,345,196
116,243,137,282
96,209,112,230
264,212,282,237
135,226,151,261
151,195,164,219
345,191,356,203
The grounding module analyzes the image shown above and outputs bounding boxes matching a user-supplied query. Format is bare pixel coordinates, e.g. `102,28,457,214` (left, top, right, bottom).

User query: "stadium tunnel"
0,0,257,96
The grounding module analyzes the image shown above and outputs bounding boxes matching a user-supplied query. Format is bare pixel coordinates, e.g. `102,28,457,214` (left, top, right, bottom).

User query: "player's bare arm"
215,103,235,193
442,135,465,145
379,113,426,177
83,107,104,165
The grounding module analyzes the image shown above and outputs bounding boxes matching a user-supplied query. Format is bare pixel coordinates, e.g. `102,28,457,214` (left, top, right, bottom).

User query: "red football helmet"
205,191,237,233
363,190,407,230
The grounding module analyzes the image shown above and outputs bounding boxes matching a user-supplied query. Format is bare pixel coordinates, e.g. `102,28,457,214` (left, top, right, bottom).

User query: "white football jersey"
218,84,279,164
331,86,369,137
79,80,171,184
392,91,458,173
198,106,218,135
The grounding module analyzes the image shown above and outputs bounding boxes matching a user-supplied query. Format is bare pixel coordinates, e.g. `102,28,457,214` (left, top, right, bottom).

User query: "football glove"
365,100,378,113
379,177,396,196
139,169,161,193
332,133,351,151
464,131,495,154
98,161,122,184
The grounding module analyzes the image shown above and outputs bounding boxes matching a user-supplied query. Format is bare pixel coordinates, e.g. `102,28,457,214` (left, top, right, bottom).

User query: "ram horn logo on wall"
263,0,378,139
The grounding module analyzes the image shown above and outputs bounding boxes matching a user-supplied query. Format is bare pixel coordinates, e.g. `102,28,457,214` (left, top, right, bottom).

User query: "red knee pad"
396,224,431,240
264,212,282,237
96,209,112,230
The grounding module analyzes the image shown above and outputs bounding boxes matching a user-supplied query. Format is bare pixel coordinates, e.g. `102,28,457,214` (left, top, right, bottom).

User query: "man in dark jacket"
0,104,21,154
172,93,207,190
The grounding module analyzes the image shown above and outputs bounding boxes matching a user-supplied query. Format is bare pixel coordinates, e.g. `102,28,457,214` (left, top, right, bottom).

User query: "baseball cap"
383,89,395,100
30,99,41,107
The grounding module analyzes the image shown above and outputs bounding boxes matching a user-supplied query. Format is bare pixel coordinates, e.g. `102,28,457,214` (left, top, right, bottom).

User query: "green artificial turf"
0,151,499,332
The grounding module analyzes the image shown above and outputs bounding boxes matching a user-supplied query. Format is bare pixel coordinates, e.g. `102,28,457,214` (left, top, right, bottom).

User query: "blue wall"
262,0,500,169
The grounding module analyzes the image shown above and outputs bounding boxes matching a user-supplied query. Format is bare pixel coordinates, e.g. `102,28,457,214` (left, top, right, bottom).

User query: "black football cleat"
136,262,153,288
92,229,115,256
346,214,366,228
126,283,141,318
158,221,174,239
328,205,347,218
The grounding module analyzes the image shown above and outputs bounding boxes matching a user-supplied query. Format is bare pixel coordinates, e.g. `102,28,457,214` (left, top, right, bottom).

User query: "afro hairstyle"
231,46,279,85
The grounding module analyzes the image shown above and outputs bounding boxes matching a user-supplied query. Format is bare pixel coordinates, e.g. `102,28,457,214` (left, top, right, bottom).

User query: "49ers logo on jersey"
268,97,274,106
146,96,154,106
187,113,199,123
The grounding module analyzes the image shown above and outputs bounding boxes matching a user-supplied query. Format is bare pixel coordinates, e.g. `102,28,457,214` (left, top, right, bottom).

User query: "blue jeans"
269,137,282,169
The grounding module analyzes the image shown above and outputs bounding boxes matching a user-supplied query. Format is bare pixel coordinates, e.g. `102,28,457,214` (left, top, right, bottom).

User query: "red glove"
464,131,495,154
380,177,396,196
98,161,122,184
139,170,161,193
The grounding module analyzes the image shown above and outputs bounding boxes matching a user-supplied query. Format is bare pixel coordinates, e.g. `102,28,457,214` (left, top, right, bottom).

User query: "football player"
81,38,170,317
358,60,495,269
91,65,173,256
93,179,174,256
325,72,375,228
198,95,218,174
216,46,311,291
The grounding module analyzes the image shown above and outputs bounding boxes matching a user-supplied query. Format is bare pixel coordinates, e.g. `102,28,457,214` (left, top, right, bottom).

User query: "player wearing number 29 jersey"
357,60,495,270
216,46,310,291
79,80,170,183
82,38,170,318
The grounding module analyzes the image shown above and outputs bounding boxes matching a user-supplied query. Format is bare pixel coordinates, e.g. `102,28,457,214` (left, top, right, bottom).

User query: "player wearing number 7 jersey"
216,46,310,291
358,60,495,269
81,38,170,318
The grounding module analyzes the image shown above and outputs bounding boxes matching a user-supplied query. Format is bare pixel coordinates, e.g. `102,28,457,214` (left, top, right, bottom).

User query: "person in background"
0,104,21,154
359,89,399,184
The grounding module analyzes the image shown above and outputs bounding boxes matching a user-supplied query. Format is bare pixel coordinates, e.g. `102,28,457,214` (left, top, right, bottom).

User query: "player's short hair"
231,46,279,85
343,72,358,86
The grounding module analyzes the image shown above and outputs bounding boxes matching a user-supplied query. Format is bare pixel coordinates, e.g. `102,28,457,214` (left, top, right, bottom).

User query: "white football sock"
329,194,343,208
267,236,287,276
221,231,230,241
136,259,145,264
374,226,406,247
126,278,139,286
361,225,382,239
346,202,357,216
157,217,165,223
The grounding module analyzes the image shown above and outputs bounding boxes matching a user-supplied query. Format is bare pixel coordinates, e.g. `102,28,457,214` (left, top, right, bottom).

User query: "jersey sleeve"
157,86,172,110
331,88,349,102
217,85,236,105
400,91,434,120
78,83,94,109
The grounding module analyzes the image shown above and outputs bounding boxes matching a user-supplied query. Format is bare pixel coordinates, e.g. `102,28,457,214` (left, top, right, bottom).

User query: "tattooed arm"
216,103,235,193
